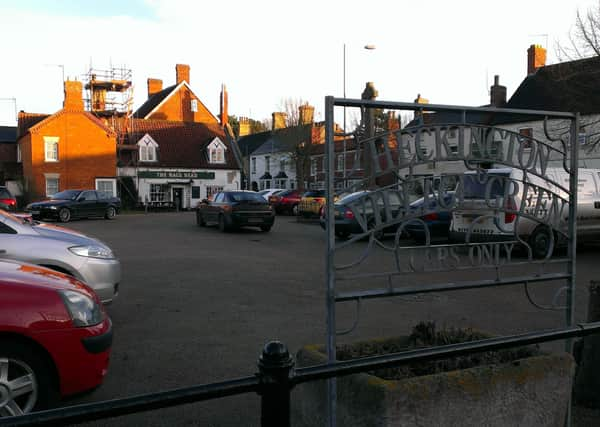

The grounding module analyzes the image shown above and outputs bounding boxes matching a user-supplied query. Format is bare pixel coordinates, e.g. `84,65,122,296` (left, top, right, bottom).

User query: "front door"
172,188,184,211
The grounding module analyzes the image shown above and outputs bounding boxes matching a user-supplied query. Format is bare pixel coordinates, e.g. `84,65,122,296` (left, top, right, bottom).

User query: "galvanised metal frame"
324,96,579,427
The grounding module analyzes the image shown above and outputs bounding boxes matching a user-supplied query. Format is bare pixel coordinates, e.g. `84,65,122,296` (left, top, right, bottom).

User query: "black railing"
2,322,600,427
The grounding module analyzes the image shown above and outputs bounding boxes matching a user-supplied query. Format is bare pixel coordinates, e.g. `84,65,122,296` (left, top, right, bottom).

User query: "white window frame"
311,158,317,176
44,173,60,196
16,144,21,163
518,127,533,150
95,178,117,197
137,134,159,162
336,154,344,171
191,99,198,112
44,136,59,162
208,138,227,165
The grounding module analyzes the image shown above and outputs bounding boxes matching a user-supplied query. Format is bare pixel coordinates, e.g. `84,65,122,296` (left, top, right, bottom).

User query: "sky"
0,0,599,127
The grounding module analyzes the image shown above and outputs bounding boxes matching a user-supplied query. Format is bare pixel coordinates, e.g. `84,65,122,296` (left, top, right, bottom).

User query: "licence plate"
248,217,263,223
30,210,40,215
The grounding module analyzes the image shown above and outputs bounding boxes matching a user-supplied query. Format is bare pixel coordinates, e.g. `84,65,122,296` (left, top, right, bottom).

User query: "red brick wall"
147,86,218,124
24,112,116,199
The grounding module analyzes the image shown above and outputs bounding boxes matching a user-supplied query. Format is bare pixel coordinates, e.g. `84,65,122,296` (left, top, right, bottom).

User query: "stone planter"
294,337,574,427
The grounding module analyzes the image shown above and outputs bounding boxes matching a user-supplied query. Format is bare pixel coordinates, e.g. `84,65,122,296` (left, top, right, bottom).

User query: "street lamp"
343,43,375,179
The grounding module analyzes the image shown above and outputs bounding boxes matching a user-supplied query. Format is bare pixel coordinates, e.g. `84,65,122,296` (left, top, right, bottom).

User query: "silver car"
0,209,120,303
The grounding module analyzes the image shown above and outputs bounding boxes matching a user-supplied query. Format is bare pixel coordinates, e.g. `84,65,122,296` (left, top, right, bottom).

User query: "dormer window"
137,134,159,162
208,137,227,164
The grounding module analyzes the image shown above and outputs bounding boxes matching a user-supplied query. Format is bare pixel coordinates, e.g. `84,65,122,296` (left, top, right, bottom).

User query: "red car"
0,260,112,417
268,189,302,215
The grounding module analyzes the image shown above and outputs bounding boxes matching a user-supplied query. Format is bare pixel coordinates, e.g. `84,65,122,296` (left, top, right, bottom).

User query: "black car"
320,191,404,240
196,190,275,232
26,189,121,223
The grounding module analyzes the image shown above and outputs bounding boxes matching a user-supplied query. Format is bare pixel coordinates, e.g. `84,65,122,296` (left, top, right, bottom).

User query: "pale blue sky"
0,0,599,126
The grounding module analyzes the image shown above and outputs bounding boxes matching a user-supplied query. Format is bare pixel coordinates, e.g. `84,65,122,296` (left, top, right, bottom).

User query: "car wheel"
218,215,228,232
529,227,552,259
196,211,206,227
260,225,272,232
58,208,71,223
292,205,299,216
0,341,58,417
104,206,116,220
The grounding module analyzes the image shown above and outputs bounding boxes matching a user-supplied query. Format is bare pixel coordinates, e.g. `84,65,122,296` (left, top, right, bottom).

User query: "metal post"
258,341,294,427
343,43,347,182
325,96,337,427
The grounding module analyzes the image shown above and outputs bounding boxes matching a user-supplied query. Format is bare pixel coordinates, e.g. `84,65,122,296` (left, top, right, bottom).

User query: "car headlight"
59,290,104,327
49,205,58,210
69,245,115,259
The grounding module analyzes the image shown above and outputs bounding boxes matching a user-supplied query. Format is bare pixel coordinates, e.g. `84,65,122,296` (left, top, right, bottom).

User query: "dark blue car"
404,191,455,242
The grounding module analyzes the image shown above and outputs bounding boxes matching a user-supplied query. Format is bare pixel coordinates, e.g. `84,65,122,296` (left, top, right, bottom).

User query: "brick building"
17,81,118,199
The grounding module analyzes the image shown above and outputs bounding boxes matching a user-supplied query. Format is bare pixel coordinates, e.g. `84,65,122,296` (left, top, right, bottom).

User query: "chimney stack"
413,93,429,119
176,64,190,85
298,104,315,125
220,84,228,127
63,80,84,111
527,44,546,75
490,75,507,107
272,112,287,130
238,117,251,137
147,78,163,98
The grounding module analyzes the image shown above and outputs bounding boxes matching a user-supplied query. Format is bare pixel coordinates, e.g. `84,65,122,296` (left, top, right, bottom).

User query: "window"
138,134,158,162
208,138,226,164
206,185,223,200
280,159,286,171
265,156,271,172
46,177,59,196
251,157,257,174
276,179,287,188
336,154,344,171
191,99,198,112
192,186,201,199
96,179,116,197
0,222,16,234
150,184,168,202
79,190,97,201
17,144,21,163
311,159,317,175
44,137,59,162
519,128,533,149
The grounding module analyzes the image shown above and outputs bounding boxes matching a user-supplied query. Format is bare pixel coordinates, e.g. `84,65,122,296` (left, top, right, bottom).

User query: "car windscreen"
50,190,81,200
462,174,509,199
228,192,267,203
338,191,369,204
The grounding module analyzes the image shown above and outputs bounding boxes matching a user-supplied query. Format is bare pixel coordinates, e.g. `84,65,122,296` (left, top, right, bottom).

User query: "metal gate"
324,96,581,426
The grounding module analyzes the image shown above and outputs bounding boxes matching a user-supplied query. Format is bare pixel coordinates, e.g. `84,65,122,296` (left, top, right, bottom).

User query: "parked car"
449,167,600,257
298,190,326,218
319,191,405,240
26,189,121,223
257,188,285,201
269,189,302,215
0,186,17,212
0,259,112,416
0,209,121,303
404,192,455,242
196,190,275,232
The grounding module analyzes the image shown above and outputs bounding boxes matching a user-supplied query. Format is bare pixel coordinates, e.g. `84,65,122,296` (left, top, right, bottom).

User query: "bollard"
258,341,294,427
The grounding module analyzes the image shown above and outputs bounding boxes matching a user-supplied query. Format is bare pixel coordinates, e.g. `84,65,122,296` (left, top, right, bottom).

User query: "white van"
448,167,600,257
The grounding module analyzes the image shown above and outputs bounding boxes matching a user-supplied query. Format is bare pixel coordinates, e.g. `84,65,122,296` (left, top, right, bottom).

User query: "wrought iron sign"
323,97,580,427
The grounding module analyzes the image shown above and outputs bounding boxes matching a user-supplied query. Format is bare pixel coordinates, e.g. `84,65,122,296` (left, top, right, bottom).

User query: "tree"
557,2,600,60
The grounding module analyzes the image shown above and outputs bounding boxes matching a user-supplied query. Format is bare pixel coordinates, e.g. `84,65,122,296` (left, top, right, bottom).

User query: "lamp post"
343,44,375,180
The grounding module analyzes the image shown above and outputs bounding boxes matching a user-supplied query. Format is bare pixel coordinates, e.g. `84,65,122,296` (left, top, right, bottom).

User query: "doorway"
172,187,184,211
